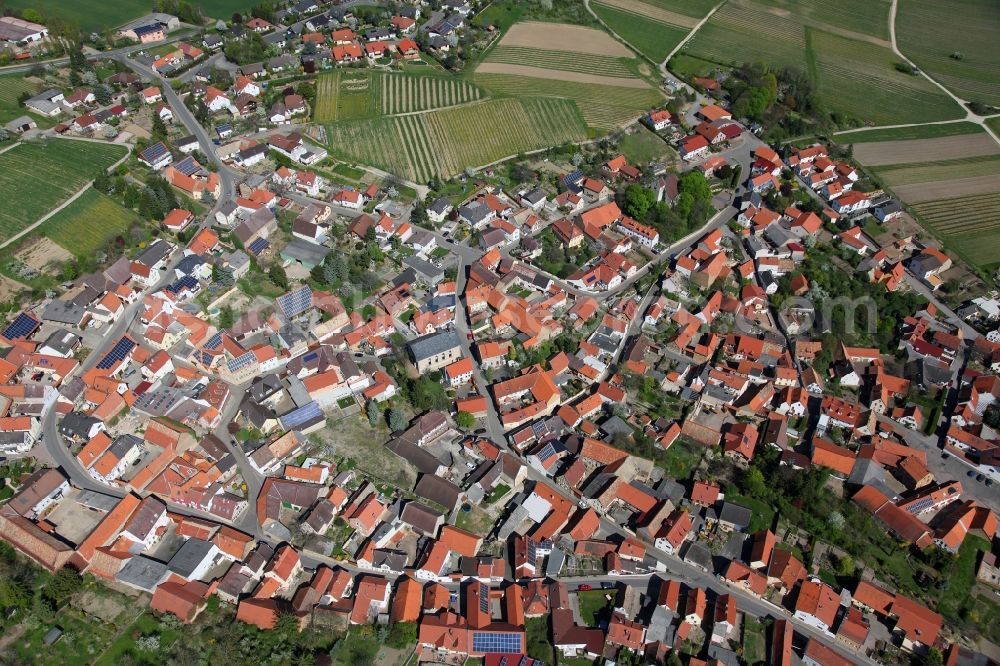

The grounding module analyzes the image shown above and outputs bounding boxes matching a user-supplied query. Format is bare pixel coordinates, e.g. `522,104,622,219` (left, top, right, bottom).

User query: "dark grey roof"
718,501,752,530
168,538,216,578
429,197,453,215
399,501,443,535
42,299,86,325
414,474,461,511
407,330,460,363
135,239,172,267
384,438,444,475
116,555,169,591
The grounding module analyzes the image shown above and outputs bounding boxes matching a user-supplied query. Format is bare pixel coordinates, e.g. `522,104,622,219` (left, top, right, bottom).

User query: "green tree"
621,184,656,220
151,112,168,141
388,408,408,432
268,264,289,290
218,305,234,329
42,566,83,608
367,400,381,427
455,411,475,430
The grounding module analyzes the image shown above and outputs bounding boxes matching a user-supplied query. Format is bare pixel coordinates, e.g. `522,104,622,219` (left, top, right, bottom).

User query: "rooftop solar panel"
479,584,489,613
226,351,256,373
280,401,322,430
471,632,522,654
276,285,313,318
2,312,40,341
97,337,137,370
248,237,270,256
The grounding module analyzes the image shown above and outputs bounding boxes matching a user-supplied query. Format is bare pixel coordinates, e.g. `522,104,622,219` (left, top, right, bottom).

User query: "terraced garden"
324,98,587,183
0,139,126,244
37,188,139,257
896,0,1000,107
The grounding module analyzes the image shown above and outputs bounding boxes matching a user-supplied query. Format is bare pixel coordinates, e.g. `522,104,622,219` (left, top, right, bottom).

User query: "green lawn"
836,121,985,143
658,438,705,481
937,535,1000,642
93,611,179,666
726,494,776,532
619,127,675,164
0,73,50,127
741,617,767,664
577,590,612,627
0,139,126,243
38,188,139,258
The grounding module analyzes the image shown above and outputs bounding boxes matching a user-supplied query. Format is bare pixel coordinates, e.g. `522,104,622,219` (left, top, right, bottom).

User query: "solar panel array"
166,275,199,295
141,141,168,163
526,539,537,567
302,351,319,364
471,632,522,654
279,401,322,430
226,350,257,374
478,584,490,613
97,337,137,370
277,285,313,318
204,331,223,350
248,237,270,256
2,312,40,341
173,156,201,176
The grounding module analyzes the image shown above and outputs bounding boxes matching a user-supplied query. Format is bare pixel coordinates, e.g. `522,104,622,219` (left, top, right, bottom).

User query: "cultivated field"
910,192,1000,268
375,73,484,115
324,98,587,183
891,175,1000,204
594,0,699,29
754,0,891,40
5,0,249,31
317,71,486,120
483,46,637,78
810,30,965,125
474,21,664,132
473,73,663,131
682,0,964,125
841,123,1000,270
499,22,633,56
314,71,375,123
836,121,984,143
854,134,1000,166
37,188,138,258
591,3,690,62
0,139,126,244
475,64,651,89
896,0,1000,107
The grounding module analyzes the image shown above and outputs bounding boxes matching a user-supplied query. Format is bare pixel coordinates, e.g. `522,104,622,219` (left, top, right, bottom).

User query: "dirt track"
500,21,633,56
476,63,652,87
893,174,1000,203
855,134,1000,166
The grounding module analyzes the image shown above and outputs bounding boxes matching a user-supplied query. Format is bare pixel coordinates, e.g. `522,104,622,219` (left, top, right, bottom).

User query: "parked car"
578,584,592,591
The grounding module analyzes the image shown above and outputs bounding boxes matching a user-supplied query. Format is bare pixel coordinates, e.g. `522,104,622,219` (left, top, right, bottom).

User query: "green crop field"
0,139,126,243
910,192,1000,268
325,98,587,183
810,29,965,125
37,188,139,257
988,117,1000,136
375,72,484,115
681,0,963,125
896,0,1000,107
591,2,694,62
474,73,663,131
836,121,984,143
619,128,676,164
5,0,250,31
483,46,638,78
754,0,891,40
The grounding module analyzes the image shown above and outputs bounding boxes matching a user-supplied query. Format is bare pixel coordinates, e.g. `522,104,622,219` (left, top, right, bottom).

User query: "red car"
578,584,592,591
